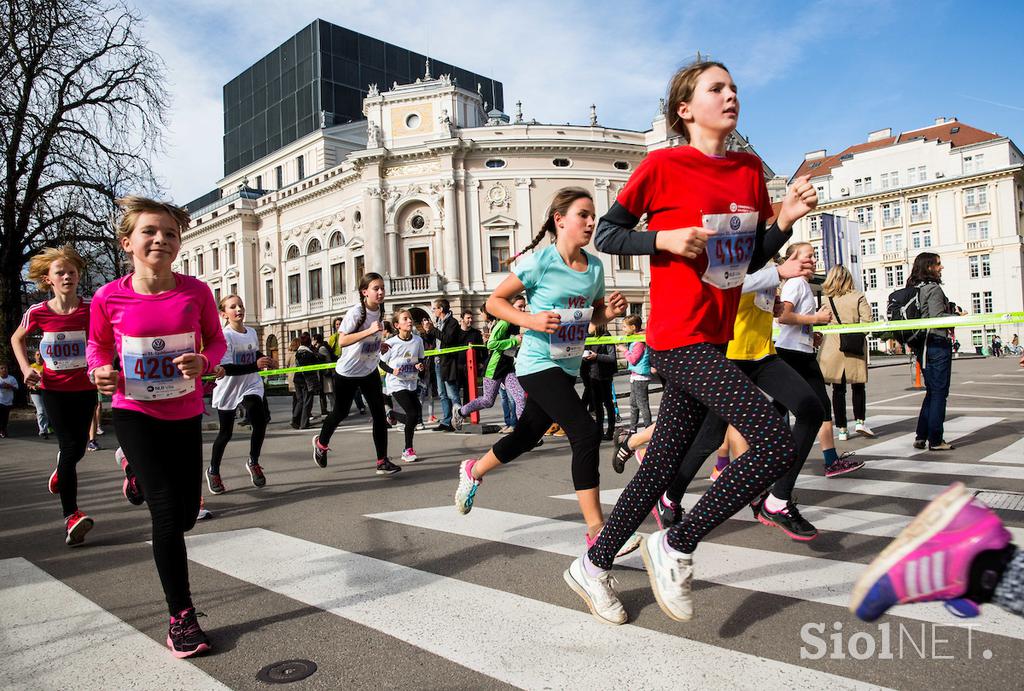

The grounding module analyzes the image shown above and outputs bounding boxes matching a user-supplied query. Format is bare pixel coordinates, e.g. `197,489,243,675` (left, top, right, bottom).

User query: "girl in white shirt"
380,309,426,463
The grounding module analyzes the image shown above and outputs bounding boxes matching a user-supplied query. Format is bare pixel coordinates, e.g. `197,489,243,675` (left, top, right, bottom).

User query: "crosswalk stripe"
550,490,1024,544
979,437,1024,464
862,457,1024,481
0,558,228,691
812,415,913,446
856,417,1002,457
788,476,970,503
183,528,876,689
367,507,1024,642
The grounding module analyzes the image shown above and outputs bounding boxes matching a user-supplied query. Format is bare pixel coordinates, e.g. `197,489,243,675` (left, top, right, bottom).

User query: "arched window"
307,238,322,254
265,334,279,362
286,245,300,260
329,231,344,248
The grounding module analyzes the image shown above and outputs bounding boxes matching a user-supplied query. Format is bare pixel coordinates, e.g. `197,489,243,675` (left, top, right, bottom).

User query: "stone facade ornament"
367,83,379,97
487,182,510,210
367,121,382,148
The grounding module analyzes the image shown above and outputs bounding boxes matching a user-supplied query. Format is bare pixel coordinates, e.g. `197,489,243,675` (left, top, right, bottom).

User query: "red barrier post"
466,347,480,425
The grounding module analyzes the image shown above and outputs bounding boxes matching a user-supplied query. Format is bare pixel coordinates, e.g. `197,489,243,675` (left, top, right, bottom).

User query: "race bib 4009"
550,307,593,360
40,330,87,371
701,211,758,290
121,332,195,401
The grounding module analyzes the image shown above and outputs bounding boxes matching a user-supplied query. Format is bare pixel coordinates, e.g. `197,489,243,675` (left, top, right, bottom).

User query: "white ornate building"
788,118,1024,351
177,69,776,360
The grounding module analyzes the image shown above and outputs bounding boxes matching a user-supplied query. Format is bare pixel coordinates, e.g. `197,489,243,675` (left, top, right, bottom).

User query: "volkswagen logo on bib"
152,338,166,351
573,310,583,320
729,216,741,231
56,333,66,341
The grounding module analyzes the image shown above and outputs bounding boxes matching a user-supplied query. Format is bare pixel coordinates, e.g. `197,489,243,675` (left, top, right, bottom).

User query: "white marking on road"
979,437,1024,464
868,392,924,405
0,558,228,691
184,529,877,690
949,393,1024,402
368,508,1024,642
870,406,1022,413
856,417,1002,457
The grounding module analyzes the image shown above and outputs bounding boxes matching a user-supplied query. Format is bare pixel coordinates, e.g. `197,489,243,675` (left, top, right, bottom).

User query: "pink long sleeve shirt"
87,273,226,420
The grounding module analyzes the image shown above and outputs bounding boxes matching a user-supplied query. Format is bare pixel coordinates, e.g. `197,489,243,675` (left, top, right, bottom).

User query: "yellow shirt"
726,291,776,361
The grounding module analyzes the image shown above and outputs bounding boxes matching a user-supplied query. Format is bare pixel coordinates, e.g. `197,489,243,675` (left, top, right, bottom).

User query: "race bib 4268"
121,332,196,401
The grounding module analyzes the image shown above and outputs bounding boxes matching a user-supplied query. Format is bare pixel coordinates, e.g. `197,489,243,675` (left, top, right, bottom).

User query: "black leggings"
775,347,832,422
492,368,601,491
318,371,388,459
665,355,825,505
210,394,269,472
588,378,616,435
40,389,96,517
831,374,866,428
390,389,422,449
112,408,202,615
588,344,797,568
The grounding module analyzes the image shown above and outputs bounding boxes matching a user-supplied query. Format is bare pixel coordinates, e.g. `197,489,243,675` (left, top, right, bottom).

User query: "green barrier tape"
206,312,1023,380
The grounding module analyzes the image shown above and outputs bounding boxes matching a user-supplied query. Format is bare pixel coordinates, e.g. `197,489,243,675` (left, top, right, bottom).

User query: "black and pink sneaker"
116,448,145,505
825,453,864,478
167,607,211,658
65,510,93,546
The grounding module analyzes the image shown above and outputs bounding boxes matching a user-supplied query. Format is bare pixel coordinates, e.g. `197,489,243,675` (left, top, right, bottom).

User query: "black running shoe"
206,467,225,495
758,501,818,541
386,409,398,427
375,458,401,475
750,492,767,520
166,607,211,659
650,497,684,530
612,429,635,474
312,436,329,468
247,460,266,488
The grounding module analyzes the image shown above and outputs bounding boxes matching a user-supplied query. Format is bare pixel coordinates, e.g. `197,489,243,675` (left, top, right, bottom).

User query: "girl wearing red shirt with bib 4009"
88,196,226,659
566,60,819,626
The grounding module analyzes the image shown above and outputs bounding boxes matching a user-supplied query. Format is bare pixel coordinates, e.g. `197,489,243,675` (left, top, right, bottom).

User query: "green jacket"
485,320,519,379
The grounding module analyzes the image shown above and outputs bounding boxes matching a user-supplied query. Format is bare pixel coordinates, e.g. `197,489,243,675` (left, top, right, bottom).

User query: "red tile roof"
791,120,1000,181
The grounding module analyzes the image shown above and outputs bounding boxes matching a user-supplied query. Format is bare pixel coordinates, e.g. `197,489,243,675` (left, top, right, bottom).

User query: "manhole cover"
974,490,1024,512
257,659,318,684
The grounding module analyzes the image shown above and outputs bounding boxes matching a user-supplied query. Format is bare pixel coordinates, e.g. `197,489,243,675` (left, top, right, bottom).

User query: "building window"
552,158,571,167
880,170,899,189
881,201,902,225
354,210,362,224
228,241,236,265
969,255,980,278
964,154,985,174
182,257,189,275
870,302,880,321
308,268,322,301
860,236,877,255
855,205,874,226
275,165,283,189
307,238,322,254
287,274,301,305
484,159,506,168
613,160,630,170
331,262,345,295
981,253,991,277
229,282,237,297
884,265,905,288
197,253,204,275
882,233,903,252
489,236,511,272
409,213,425,230
964,185,988,212
864,267,878,289
286,245,300,260
910,228,932,249
809,215,821,238
408,247,430,275
329,231,343,248
906,165,927,183
405,113,421,129
255,174,262,190
297,155,305,181
213,287,221,303
265,279,274,308
355,255,365,284
966,220,990,241
618,255,635,271
983,291,993,313
854,176,873,194
212,249,219,271
909,196,929,221
971,292,982,313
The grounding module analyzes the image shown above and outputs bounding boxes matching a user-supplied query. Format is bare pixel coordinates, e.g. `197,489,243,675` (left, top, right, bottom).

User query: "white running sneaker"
836,427,849,441
640,529,694,622
401,447,418,463
451,406,465,431
454,459,481,514
563,556,627,625
854,420,876,438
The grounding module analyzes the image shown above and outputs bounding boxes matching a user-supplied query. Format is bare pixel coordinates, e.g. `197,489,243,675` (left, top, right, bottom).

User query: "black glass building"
222,19,504,176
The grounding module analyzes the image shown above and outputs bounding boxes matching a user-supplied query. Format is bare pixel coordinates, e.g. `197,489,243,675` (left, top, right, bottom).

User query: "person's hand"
515,334,523,344
777,252,815,280
814,305,832,325
365,321,383,336
92,364,119,396
257,356,273,369
174,353,206,379
213,366,226,380
813,332,824,349
21,365,40,389
605,291,628,318
655,227,717,259
778,175,818,230
380,342,391,355
773,296,783,318
529,311,561,334
583,350,597,361
415,362,425,372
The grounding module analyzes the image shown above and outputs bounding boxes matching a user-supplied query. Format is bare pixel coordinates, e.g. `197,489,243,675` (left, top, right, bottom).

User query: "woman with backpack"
819,265,875,441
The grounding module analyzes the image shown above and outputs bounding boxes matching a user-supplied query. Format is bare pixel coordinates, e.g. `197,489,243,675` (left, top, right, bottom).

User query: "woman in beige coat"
819,265,876,441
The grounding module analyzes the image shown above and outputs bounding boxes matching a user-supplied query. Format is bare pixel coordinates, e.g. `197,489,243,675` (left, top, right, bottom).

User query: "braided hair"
506,186,593,265
354,272,385,332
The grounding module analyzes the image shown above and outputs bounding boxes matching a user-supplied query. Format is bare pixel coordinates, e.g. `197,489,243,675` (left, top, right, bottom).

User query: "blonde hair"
666,60,730,138
27,245,86,290
218,293,243,312
784,241,813,260
115,196,190,242
822,265,855,298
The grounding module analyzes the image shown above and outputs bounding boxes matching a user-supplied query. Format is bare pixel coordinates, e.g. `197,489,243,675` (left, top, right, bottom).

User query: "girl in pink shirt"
87,196,225,659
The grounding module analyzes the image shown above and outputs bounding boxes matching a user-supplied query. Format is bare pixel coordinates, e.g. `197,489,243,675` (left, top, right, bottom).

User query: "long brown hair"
665,60,730,138
510,187,593,264
908,252,941,286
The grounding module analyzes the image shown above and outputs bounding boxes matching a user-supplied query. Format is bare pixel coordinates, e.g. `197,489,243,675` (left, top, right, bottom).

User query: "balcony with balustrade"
388,273,444,296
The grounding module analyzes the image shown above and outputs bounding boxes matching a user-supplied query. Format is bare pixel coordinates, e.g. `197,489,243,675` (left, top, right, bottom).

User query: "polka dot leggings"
588,343,797,569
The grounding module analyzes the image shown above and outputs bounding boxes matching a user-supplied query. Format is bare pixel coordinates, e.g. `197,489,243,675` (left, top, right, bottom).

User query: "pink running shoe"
850,482,1012,621
824,452,864,478
48,465,59,495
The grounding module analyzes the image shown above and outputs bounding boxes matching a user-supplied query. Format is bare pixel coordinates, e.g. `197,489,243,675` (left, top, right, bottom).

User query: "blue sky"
139,0,1024,202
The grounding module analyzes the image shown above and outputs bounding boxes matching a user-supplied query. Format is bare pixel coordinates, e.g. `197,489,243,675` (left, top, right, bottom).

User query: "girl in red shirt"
11,245,97,547
567,61,818,625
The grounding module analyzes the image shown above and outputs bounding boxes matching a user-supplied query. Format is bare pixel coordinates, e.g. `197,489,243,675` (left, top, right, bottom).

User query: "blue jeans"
436,359,460,426
500,384,517,427
915,338,953,445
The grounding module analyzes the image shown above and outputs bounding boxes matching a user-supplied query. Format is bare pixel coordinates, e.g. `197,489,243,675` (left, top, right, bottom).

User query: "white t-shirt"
776,277,816,353
335,305,383,378
0,375,17,406
381,333,425,394
212,326,264,411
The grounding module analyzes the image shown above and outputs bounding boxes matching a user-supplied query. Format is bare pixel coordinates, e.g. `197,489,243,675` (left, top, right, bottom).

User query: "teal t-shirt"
513,244,606,377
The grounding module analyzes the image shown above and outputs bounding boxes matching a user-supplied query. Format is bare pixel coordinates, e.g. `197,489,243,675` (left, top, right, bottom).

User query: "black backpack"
886,285,925,348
